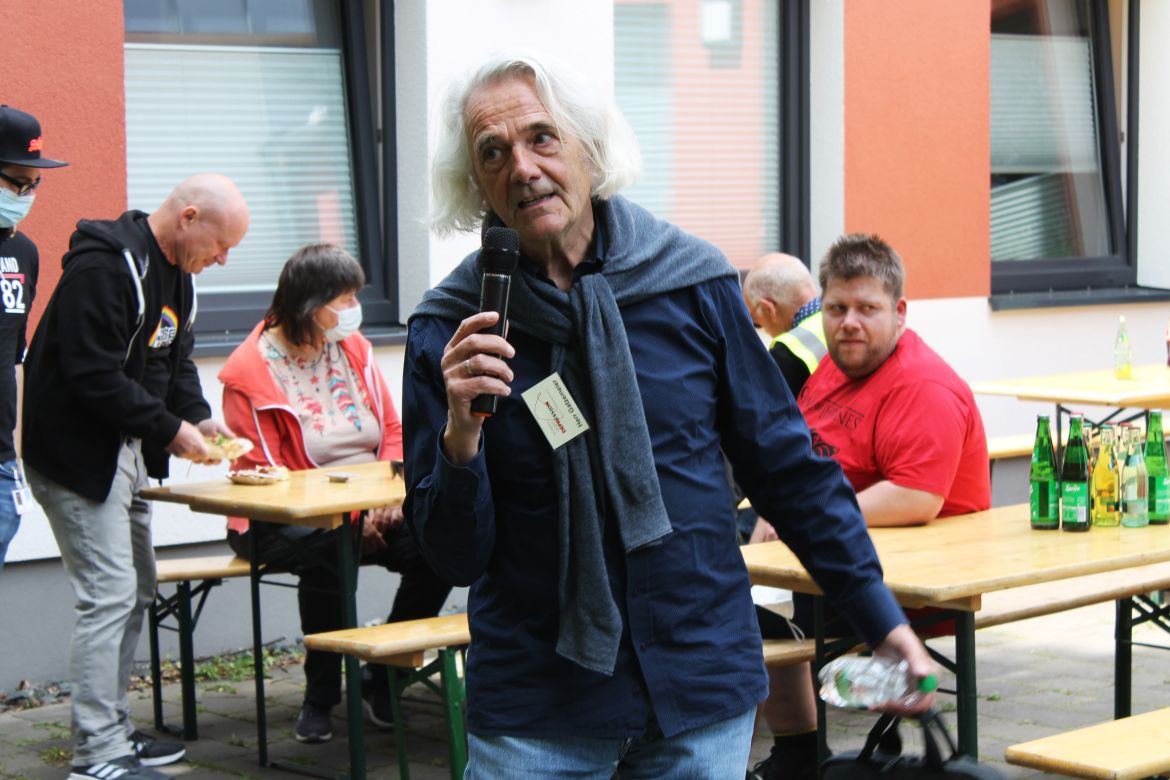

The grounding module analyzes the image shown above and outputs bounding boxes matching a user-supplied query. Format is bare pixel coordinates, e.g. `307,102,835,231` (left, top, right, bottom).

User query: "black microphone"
470,226,520,417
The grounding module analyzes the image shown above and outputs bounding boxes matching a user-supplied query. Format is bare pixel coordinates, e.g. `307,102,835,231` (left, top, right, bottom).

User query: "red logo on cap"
27,137,43,152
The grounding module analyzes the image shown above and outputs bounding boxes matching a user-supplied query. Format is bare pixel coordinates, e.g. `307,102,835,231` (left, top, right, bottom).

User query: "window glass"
990,0,1112,262
614,0,780,268
123,0,356,294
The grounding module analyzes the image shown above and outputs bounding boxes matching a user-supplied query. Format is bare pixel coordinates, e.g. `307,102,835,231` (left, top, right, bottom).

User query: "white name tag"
521,372,590,450
12,486,31,515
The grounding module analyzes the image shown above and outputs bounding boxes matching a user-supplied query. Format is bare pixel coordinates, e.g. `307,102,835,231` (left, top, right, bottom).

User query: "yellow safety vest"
771,311,827,375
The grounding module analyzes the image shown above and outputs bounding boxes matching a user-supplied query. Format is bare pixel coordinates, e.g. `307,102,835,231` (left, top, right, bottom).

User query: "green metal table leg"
338,519,366,780
954,610,977,758
177,581,199,740
1115,596,1133,719
440,649,468,780
149,601,165,732
389,665,410,780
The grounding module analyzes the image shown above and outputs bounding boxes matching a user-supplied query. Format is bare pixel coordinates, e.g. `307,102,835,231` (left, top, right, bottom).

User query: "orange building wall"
1,1,127,334
844,1,990,299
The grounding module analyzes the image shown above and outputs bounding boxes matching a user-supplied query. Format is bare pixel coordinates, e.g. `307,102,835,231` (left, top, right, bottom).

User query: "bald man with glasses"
0,105,68,574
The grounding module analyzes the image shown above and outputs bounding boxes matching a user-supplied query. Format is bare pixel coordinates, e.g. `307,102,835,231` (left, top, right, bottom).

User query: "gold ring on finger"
465,357,475,377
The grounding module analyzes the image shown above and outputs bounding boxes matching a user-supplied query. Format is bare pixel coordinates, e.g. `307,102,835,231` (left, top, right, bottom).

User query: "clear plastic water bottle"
818,655,938,708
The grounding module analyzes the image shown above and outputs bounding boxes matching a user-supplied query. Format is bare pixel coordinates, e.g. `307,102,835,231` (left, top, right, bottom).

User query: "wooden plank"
155,555,251,583
1005,708,1170,780
744,504,1170,608
304,614,470,660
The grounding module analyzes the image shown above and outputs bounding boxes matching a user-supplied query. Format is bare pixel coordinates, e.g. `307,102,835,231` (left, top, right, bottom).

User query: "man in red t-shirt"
748,233,989,780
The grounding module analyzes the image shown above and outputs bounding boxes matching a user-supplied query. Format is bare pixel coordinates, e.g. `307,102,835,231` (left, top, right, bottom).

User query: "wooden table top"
140,461,405,529
969,364,1170,408
742,503,1170,610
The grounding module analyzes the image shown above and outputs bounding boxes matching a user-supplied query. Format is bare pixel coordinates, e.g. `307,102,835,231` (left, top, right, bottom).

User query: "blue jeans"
464,706,756,779
0,459,21,574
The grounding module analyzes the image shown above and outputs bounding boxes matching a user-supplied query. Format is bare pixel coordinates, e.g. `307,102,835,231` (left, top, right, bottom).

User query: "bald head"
742,253,817,338
148,173,250,275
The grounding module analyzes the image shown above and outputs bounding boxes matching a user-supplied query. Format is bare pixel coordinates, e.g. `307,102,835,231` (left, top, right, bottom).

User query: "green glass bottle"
1060,415,1091,532
1029,415,1059,530
1146,411,1169,524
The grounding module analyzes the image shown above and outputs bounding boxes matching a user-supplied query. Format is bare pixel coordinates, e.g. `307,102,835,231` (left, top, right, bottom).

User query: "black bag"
819,710,1006,780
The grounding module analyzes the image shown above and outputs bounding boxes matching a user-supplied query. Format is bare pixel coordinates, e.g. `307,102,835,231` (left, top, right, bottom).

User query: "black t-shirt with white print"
0,230,37,462
143,253,181,402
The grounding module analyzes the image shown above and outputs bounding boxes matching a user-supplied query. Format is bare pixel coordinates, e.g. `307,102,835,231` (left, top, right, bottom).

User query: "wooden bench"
1005,707,1170,779
305,614,471,780
303,612,832,780
986,433,1033,462
973,561,1170,631
149,554,255,740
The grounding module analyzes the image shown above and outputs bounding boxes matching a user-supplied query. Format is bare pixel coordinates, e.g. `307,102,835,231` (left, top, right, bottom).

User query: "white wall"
910,297,1170,437
1137,0,1170,289
810,0,845,268
396,0,616,318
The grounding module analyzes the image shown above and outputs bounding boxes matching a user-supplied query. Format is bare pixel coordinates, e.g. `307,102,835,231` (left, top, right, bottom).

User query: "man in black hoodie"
23,173,249,780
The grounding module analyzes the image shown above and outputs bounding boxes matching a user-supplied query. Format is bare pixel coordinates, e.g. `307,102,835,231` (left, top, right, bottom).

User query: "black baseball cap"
0,106,68,168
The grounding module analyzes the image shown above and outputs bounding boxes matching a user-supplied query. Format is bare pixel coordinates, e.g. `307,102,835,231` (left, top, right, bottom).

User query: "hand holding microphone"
470,227,519,417
441,227,520,464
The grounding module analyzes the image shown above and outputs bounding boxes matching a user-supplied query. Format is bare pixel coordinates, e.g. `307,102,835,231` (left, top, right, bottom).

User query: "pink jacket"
218,322,403,533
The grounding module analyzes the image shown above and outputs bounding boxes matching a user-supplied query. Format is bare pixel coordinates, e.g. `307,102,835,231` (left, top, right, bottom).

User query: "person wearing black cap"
0,105,67,575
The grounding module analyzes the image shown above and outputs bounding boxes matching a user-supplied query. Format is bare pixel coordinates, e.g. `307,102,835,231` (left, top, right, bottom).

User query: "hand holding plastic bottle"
822,624,939,715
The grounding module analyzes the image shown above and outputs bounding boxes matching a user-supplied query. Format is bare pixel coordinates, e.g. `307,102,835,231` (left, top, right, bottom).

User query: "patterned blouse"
259,330,380,467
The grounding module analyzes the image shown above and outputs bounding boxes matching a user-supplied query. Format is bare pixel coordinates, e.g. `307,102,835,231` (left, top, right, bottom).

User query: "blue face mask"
0,190,34,229
322,302,362,343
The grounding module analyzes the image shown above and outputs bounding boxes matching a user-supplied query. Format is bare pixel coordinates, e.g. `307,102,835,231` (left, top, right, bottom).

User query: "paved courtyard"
2,596,1168,779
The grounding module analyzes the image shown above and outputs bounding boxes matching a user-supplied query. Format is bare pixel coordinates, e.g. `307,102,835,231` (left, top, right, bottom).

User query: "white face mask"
321,302,362,343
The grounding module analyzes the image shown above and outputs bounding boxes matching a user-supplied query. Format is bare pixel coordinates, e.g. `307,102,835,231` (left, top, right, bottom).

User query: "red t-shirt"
797,329,990,517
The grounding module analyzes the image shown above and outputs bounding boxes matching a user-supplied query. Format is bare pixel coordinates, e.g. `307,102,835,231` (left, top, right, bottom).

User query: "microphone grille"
482,226,520,272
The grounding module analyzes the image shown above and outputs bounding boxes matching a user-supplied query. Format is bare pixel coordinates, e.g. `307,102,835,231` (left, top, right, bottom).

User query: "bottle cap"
916,673,939,694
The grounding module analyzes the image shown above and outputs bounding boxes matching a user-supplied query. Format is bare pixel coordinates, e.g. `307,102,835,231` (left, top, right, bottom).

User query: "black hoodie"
23,210,210,502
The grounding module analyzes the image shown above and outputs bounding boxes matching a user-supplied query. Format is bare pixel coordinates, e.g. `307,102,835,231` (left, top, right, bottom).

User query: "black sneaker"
70,755,169,780
129,729,185,767
361,666,394,729
295,703,333,743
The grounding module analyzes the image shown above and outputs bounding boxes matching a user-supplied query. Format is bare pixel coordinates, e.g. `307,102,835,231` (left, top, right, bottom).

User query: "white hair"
429,52,643,236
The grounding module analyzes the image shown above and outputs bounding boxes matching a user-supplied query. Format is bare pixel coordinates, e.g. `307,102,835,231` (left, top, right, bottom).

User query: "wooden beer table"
742,504,1170,759
971,364,1170,450
141,461,406,780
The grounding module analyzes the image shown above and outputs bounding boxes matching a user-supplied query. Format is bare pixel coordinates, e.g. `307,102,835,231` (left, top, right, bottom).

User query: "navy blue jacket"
404,248,904,739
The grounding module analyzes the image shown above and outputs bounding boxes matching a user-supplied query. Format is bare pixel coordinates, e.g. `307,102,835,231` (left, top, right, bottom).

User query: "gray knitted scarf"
410,195,736,674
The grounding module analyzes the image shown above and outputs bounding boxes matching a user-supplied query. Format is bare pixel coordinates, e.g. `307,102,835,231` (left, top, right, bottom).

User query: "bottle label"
1155,476,1170,516
1030,480,1057,526
1061,482,1089,526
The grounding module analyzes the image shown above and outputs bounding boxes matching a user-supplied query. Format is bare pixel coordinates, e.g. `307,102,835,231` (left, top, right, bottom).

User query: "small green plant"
38,747,71,767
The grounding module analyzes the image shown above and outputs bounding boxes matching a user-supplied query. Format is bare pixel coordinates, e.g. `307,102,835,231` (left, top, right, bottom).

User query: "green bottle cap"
916,673,939,694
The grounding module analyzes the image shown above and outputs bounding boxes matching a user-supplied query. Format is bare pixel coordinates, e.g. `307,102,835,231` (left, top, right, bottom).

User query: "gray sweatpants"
28,441,154,766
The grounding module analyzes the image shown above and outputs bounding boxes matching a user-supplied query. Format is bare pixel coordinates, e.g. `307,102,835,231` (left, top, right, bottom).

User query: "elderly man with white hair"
403,53,937,779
